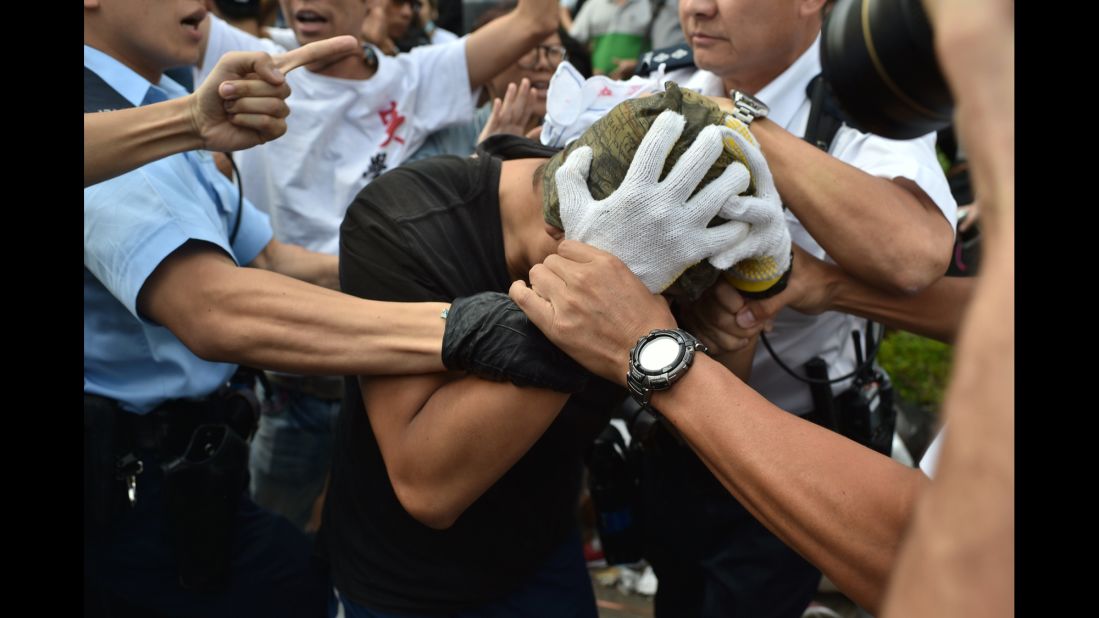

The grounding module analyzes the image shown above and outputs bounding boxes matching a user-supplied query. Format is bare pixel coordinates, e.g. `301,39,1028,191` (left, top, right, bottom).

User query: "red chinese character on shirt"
379,101,406,146
598,86,614,97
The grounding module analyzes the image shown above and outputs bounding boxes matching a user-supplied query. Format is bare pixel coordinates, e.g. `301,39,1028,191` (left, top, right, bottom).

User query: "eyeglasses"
517,45,568,69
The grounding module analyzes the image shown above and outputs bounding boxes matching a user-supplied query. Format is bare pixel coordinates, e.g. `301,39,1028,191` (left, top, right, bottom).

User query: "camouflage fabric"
542,82,754,300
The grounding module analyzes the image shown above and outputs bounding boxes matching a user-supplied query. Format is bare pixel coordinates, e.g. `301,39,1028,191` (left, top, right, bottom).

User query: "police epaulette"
635,44,695,78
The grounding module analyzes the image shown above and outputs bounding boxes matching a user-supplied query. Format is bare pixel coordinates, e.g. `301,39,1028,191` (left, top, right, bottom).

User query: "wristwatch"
626,329,708,407
727,89,770,125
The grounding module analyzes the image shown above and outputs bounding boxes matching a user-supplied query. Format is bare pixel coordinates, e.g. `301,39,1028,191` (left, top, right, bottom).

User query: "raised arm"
705,96,956,294
464,0,558,88
511,241,927,613
752,119,955,293
84,37,358,187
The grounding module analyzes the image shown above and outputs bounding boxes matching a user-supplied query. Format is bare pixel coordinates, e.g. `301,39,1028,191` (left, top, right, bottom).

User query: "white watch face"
639,335,682,372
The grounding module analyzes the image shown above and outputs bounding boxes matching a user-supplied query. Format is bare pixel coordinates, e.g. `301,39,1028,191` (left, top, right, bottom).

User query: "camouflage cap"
542,82,755,300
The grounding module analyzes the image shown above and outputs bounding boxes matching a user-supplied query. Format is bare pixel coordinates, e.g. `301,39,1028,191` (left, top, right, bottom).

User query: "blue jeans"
328,531,598,618
249,380,341,530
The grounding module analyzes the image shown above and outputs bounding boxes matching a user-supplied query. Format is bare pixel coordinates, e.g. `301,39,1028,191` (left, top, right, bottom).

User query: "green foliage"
878,330,953,413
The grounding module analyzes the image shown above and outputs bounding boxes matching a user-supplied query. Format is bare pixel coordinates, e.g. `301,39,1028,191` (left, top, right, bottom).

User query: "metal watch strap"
728,89,769,125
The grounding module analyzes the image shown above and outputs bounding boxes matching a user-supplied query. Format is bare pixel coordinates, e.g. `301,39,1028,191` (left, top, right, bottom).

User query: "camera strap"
757,73,873,386
804,74,847,154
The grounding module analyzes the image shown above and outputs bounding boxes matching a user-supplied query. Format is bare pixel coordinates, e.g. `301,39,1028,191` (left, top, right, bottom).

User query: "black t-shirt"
323,147,619,613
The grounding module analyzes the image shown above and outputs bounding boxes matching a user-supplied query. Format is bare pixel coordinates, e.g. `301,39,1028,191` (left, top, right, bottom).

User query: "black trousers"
641,430,821,618
84,395,329,618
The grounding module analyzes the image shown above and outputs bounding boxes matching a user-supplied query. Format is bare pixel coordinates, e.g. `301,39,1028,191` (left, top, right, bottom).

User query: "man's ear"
544,223,565,241
799,0,828,18
85,0,100,8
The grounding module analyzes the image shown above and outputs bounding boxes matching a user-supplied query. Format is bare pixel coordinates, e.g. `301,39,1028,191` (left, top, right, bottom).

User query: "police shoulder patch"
635,44,695,77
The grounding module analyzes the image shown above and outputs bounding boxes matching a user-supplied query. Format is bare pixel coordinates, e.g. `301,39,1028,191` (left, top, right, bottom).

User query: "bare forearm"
752,119,954,293
250,239,340,290
882,217,1014,618
927,0,1013,241
710,337,757,381
84,99,203,186
140,246,446,375
828,266,973,344
367,375,567,529
652,355,927,612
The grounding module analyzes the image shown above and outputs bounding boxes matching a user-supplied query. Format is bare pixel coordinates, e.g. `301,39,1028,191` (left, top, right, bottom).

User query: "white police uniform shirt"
199,16,479,255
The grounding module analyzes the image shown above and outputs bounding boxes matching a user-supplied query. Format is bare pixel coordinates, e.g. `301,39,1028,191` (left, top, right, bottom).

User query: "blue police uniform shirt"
84,45,273,414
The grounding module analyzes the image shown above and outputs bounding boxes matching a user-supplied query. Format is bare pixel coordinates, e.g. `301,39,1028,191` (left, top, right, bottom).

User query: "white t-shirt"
198,17,479,254
430,27,459,45
666,37,957,414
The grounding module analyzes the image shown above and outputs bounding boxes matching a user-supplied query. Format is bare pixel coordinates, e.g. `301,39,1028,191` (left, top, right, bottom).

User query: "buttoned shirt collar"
754,35,821,130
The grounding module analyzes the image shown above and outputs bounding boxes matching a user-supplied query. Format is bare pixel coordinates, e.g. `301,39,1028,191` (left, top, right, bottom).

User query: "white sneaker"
636,565,658,596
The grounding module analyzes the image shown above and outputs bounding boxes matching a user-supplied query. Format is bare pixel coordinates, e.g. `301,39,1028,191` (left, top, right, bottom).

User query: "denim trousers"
249,380,341,531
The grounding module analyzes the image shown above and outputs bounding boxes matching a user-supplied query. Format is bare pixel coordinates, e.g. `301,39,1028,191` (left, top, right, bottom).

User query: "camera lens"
821,0,953,139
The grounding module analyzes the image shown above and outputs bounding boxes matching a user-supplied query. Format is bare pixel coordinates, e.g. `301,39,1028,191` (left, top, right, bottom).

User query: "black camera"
821,0,952,139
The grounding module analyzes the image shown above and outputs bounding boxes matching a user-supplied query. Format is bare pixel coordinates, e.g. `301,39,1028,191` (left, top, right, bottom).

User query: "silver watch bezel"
626,329,707,407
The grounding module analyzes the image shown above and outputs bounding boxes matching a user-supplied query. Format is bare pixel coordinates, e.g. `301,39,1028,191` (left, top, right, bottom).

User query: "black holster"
162,423,250,592
84,371,260,592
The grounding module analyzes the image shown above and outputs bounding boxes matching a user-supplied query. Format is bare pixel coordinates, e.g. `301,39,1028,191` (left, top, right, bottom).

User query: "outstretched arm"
138,241,447,376
681,244,974,356
511,241,927,613
84,36,358,186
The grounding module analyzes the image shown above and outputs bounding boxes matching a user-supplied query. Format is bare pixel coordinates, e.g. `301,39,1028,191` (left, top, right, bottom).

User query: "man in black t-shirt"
322,100,751,615
325,136,618,617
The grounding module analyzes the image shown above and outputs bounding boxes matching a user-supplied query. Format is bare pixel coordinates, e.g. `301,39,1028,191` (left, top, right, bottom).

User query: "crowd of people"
84,0,1013,616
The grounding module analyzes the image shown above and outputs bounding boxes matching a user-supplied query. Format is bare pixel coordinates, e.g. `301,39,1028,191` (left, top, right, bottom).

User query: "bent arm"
752,119,955,293
137,241,446,375
464,0,557,88
511,242,927,612
84,102,204,187
361,372,568,529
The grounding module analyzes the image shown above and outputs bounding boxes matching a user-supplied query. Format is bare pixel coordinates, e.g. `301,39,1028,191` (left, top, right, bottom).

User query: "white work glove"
707,128,792,278
556,110,754,293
